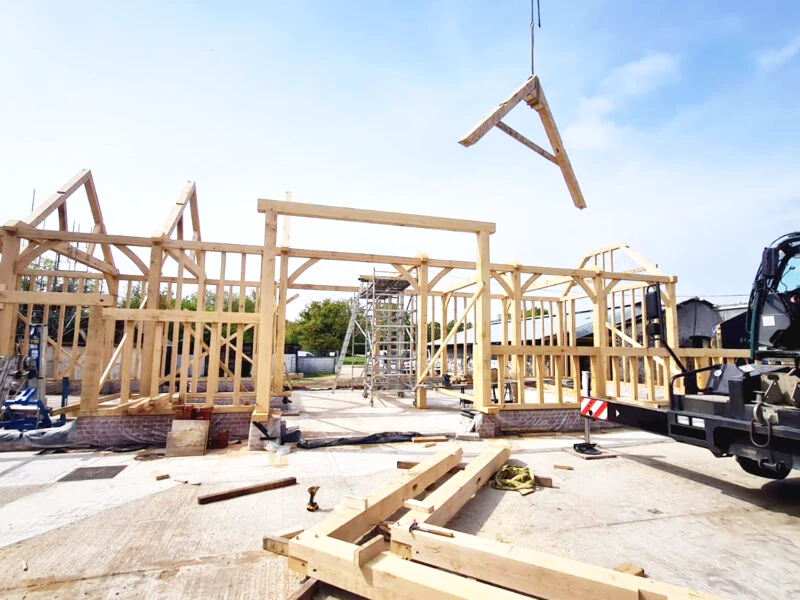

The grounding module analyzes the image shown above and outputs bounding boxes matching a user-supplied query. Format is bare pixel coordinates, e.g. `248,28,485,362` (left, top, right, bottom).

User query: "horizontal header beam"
258,199,496,234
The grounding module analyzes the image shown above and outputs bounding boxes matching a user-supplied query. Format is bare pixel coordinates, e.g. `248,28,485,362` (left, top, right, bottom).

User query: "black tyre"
736,456,791,480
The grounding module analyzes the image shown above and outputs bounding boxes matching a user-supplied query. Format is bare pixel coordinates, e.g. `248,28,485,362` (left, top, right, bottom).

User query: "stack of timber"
165,420,210,457
264,445,728,600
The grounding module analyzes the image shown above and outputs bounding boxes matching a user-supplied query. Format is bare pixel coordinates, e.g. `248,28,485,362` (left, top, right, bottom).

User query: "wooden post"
0,231,21,355
272,250,290,396
473,231,492,411
80,306,104,410
255,209,277,418
663,281,681,393
510,268,524,404
416,260,428,409
139,242,163,396
591,275,608,398
440,293,449,375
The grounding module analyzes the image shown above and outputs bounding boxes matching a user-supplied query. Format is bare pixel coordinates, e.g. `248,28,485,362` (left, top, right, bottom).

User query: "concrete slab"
286,389,466,438
0,430,797,599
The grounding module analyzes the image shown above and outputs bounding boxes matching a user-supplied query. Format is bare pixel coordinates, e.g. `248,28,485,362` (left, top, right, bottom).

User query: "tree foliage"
287,299,357,356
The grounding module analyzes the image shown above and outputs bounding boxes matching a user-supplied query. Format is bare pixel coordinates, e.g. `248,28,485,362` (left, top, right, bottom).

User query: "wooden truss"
265,446,727,600
460,76,586,210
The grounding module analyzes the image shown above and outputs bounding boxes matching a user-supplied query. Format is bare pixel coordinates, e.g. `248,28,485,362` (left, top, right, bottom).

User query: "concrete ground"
286,389,465,438
1,427,799,599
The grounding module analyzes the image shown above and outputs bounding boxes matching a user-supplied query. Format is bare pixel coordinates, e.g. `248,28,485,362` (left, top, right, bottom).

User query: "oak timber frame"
264,446,728,600
0,170,748,421
460,75,587,210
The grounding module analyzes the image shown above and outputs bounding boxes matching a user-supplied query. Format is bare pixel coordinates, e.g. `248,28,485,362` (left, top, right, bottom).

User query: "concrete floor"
287,389,466,438
1,426,799,600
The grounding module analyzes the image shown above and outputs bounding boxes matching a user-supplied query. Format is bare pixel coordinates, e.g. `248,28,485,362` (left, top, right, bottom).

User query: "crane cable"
530,0,541,75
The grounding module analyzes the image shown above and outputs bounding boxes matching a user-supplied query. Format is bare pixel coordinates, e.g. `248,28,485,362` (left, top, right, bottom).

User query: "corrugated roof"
431,304,641,346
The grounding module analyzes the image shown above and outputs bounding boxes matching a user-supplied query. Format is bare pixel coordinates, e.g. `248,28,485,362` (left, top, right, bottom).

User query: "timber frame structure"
264,445,728,600
0,170,748,424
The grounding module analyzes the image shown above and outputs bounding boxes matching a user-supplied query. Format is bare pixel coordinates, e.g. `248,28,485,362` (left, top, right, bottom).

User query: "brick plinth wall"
73,413,253,448
469,408,620,438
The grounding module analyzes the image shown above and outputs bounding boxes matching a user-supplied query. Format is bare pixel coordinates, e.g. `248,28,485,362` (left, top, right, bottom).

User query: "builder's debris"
264,446,726,600
554,464,574,470
454,432,480,441
151,471,169,481
412,435,448,443
21,560,27,572
197,477,297,505
490,464,535,493
172,477,201,485
533,475,554,488
166,419,210,457
422,441,436,448
615,562,646,577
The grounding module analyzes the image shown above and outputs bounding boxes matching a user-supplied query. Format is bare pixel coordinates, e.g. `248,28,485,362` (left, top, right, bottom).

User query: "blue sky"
2,1,800,315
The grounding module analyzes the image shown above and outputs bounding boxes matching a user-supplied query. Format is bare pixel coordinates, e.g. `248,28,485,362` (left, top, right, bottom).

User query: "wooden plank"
388,526,726,600
258,199,496,234
412,435,448,443
198,477,297,505
295,448,463,543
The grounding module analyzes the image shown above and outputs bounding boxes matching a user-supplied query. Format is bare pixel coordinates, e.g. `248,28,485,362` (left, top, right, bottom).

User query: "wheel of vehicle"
736,456,791,479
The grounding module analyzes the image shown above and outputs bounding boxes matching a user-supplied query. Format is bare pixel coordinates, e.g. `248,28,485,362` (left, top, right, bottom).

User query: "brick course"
468,408,620,438
73,413,253,448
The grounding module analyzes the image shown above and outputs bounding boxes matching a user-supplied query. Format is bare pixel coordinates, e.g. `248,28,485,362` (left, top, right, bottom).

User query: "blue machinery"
0,325,67,431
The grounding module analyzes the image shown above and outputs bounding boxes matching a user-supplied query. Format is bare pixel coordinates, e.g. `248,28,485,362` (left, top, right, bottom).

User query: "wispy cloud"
755,36,800,71
565,52,679,149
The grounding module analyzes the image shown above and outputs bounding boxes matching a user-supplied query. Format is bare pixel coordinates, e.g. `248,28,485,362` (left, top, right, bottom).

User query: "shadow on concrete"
619,452,800,518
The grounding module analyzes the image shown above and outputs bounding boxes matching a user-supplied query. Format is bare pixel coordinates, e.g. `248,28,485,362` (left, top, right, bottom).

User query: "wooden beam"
287,258,319,285
197,477,297,505
160,181,197,239
495,121,557,163
295,448,463,543
289,536,530,600
437,275,478,295
258,199,496,234
405,446,510,527
388,526,725,600
9,170,91,228
526,78,586,210
0,291,114,306
102,308,260,323
459,77,539,147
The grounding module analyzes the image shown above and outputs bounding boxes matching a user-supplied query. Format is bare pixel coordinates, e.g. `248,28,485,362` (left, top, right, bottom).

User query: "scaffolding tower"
357,271,416,405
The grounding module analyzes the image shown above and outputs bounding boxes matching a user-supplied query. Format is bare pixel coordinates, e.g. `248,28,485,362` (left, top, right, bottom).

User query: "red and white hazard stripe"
580,396,608,420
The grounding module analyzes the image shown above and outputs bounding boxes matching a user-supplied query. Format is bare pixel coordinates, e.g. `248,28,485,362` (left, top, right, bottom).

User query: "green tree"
288,299,352,356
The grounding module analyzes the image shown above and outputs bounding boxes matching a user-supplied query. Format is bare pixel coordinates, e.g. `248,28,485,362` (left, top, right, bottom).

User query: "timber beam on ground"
266,445,728,600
